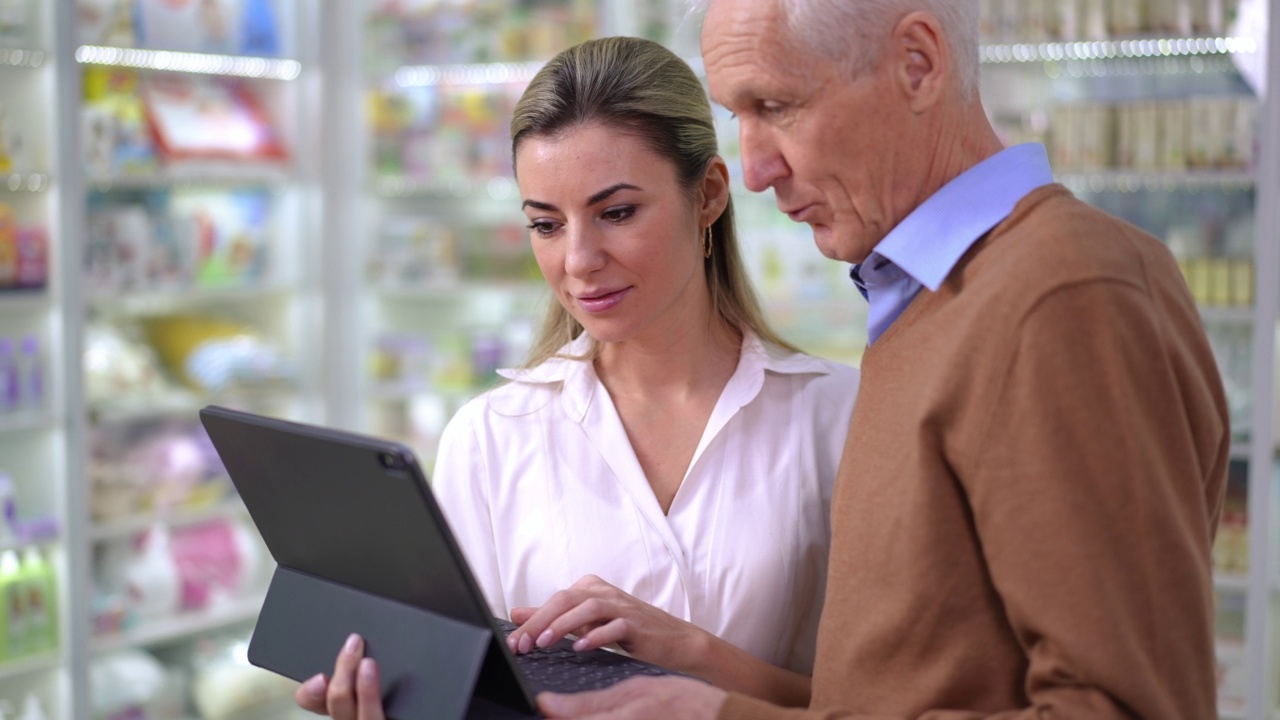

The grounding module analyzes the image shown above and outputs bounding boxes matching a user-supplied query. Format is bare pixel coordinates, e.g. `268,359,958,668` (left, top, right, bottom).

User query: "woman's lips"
577,287,630,313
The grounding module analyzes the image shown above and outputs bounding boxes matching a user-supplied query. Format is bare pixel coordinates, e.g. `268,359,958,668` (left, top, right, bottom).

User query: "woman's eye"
602,206,635,223
526,221,558,236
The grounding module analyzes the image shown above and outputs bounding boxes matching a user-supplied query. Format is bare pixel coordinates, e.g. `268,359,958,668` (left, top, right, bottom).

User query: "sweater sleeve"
720,279,1224,720
431,397,508,619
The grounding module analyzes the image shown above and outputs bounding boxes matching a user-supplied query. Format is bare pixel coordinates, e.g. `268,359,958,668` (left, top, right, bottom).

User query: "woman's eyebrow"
522,182,643,212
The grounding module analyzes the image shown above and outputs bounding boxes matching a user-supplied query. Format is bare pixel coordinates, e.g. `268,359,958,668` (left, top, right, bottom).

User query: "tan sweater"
721,184,1229,720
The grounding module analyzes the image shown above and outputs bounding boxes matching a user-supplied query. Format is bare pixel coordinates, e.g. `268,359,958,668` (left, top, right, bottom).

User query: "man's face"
702,0,906,264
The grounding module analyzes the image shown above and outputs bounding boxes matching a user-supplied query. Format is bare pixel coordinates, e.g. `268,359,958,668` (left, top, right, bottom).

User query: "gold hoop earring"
703,225,713,259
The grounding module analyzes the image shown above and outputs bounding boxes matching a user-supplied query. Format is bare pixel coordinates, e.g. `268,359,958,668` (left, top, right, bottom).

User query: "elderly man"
538,0,1230,718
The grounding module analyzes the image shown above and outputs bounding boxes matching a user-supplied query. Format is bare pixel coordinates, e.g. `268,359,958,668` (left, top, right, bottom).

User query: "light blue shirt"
851,143,1055,344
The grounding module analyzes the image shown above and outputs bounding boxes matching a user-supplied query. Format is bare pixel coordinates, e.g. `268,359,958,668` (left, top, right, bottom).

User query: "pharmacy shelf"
0,651,60,682
85,283,298,315
91,592,265,654
1057,170,1255,193
980,36,1257,64
0,291,51,314
371,174,518,201
0,410,57,435
1200,308,1256,325
74,45,300,81
89,494,247,544
0,47,45,68
1217,572,1251,593
373,280,545,300
86,167,293,191
0,173,51,193
87,391,205,426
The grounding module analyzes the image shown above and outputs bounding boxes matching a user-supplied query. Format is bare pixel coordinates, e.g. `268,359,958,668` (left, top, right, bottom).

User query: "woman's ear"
700,155,732,226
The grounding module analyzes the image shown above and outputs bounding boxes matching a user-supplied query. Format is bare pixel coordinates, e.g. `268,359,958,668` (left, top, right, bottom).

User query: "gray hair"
691,0,980,99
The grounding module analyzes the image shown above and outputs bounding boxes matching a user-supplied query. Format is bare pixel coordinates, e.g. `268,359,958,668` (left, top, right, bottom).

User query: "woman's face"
516,122,708,346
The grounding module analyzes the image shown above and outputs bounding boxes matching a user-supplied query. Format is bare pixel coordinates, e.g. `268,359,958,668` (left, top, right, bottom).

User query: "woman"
297,36,858,718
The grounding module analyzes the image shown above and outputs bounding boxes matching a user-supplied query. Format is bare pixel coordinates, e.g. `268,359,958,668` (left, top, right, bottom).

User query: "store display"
0,204,39,296
143,75,287,162
88,650,183,720
78,0,286,56
2,3,1271,719
364,0,595,69
980,0,1242,40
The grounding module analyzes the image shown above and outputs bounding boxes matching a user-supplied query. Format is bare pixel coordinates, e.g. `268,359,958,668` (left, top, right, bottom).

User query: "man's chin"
808,224,847,261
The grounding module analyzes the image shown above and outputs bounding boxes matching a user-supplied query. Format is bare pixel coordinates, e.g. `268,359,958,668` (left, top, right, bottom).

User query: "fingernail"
518,634,533,654
572,637,588,652
344,633,363,654
360,658,378,681
536,629,554,648
506,634,518,652
303,674,326,698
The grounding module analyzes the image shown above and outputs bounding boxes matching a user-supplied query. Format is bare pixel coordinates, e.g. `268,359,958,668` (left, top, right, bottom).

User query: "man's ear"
700,155,732,226
892,11,949,112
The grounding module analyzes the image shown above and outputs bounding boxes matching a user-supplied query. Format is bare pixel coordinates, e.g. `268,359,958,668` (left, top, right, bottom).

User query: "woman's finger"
294,673,330,715
571,617,630,653
356,658,386,720
327,633,366,720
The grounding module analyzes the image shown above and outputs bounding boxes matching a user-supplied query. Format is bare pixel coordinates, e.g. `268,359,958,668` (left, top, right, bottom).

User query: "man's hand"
293,633,386,720
538,676,728,719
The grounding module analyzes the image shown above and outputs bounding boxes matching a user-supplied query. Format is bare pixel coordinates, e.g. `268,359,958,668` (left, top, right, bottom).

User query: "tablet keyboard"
494,618,672,694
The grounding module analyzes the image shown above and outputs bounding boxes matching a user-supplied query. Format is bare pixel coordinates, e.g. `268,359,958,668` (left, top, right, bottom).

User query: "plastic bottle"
0,338,16,413
0,472,15,544
0,549,25,660
16,695,45,720
19,547,55,654
16,335,40,411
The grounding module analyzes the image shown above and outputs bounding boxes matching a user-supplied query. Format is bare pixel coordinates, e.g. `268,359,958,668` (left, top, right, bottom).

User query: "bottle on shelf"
0,549,25,661
19,547,56,655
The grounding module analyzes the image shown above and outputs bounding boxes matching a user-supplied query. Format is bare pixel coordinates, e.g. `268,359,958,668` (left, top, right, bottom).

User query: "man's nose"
738,121,789,192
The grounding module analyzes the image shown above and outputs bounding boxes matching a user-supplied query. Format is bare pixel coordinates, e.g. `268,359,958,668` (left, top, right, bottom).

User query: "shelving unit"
0,2,1269,719
979,3,1278,716
0,1,67,717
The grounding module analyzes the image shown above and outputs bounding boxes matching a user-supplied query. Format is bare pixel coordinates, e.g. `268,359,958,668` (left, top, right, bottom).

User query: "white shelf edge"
90,495,246,543
980,36,1257,64
88,392,205,426
1199,307,1255,325
0,47,45,68
91,593,264,654
0,173,52,192
75,45,301,81
392,59,544,88
0,409,58,434
0,290,52,312
1215,572,1250,593
87,166,293,190
372,280,545,299
0,651,60,681
86,282,299,311
1057,170,1255,192
371,174,517,200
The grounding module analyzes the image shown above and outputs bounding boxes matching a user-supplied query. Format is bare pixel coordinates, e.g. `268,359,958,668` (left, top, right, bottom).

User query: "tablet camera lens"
379,452,399,469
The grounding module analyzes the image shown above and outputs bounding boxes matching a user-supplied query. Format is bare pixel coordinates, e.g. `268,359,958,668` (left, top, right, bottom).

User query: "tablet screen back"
198,405,493,629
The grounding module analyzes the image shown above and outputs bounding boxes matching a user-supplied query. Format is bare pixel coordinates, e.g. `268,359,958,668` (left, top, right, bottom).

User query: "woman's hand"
294,634,386,720
505,574,715,673
507,574,811,707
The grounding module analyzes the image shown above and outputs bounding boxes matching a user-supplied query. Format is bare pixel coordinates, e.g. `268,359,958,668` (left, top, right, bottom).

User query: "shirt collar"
869,143,1054,291
496,330,834,422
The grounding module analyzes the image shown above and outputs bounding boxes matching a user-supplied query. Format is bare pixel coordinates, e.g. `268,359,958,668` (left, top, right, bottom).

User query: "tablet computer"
199,404,684,720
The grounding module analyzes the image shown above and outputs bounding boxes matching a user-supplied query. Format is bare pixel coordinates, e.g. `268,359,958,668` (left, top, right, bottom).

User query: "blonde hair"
511,36,797,367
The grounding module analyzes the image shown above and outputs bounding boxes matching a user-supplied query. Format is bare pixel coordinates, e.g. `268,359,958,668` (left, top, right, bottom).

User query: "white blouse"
431,331,859,673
